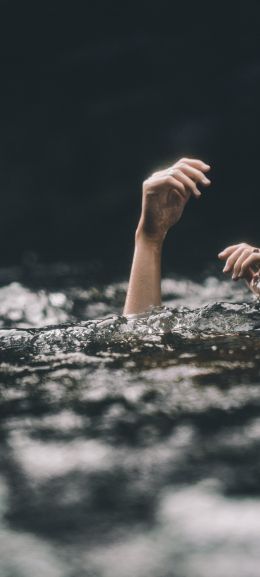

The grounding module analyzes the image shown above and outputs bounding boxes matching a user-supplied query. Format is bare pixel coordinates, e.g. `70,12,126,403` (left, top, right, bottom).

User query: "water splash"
0,276,259,360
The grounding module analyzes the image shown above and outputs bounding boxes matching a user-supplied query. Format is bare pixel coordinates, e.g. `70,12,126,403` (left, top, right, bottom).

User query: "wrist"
135,222,165,251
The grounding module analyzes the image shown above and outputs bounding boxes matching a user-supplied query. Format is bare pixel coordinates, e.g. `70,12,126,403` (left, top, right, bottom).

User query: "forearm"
123,232,163,315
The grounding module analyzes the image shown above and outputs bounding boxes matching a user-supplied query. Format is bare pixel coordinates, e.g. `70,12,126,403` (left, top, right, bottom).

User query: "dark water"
1,268,260,577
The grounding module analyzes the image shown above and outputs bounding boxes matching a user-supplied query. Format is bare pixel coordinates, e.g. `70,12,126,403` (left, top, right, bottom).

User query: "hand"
218,242,260,294
136,158,211,244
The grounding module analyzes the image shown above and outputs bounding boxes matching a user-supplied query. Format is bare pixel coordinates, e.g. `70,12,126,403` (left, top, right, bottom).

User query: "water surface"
0,268,260,577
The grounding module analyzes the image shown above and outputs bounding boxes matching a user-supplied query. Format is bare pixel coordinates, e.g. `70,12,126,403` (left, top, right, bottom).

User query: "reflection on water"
1,269,260,576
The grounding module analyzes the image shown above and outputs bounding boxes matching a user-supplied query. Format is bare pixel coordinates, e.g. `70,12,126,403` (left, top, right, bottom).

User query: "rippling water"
1,267,260,577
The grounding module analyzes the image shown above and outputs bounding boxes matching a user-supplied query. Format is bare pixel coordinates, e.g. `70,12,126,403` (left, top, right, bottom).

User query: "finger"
232,248,252,278
249,273,260,293
177,158,211,172
222,246,246,273
153,159,210,180
239,253,260,278
145,174,186,194
171,169,201,198
149,174,190,200
152,159,210,179
175,163,211,186
218,244,246,260
167,176,190,200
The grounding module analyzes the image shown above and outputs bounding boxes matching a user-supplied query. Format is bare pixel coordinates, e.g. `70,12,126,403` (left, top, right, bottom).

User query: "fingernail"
232,274,237,280
202,177,210,184
223,266,228,272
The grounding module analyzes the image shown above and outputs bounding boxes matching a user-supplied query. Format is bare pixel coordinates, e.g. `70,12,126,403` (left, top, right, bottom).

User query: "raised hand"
218,243,260,294
136,158,211,244
124,157,211,314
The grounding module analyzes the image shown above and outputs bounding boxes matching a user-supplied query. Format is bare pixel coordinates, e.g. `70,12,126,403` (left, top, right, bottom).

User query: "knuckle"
150,169,161,178
143,178,154,191
177,181,185,192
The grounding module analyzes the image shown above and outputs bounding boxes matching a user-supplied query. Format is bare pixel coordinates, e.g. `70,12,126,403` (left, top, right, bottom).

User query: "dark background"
0,0,260,278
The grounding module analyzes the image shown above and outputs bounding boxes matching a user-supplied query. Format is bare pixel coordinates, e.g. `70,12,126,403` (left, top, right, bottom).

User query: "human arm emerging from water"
218,243,260,296
123,158,211,315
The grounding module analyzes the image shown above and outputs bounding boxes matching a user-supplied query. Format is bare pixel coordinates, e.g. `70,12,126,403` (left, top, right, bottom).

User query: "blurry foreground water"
1,264,260,577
